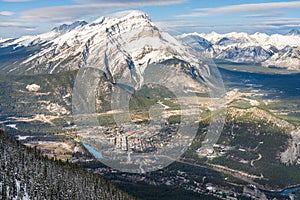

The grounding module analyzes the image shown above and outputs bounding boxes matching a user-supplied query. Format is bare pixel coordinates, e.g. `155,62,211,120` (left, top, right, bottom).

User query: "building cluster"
104,123,181,153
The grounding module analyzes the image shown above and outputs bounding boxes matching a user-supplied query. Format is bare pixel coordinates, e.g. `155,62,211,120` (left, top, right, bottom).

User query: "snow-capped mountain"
179,30,300,71
0,10,208,86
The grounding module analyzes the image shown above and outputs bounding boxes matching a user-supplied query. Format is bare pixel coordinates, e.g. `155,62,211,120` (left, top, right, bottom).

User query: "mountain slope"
262,46,300,71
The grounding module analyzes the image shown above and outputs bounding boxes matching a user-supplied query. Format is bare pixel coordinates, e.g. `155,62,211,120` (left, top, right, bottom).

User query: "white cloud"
156,21,203,29
0,11,14,16
75,0,184,6
179,1,300,17
19,0,185,22
25,27,36,31
257,18,300,27
243,12,285,18
2,0,31,2
1,0,185,37
0,21,34,28
20,4,119,22
156,16,300,35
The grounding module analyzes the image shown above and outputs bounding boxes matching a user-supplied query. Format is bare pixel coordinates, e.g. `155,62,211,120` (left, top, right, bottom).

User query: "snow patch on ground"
26,84,40,92
16,135,32,140
44,103,70,115
5,124,18,129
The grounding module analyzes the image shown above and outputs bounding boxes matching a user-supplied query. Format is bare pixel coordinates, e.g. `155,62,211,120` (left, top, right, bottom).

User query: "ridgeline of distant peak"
287,29,300,36
52,20,88,32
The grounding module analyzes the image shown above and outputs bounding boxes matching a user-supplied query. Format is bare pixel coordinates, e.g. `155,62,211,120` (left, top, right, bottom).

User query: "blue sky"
1,0,300,38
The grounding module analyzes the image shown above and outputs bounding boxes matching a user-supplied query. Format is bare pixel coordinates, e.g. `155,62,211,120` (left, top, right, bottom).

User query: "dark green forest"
0,130,137,200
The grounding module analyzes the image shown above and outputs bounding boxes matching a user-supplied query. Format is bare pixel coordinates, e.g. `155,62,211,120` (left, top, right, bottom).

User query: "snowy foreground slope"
178,30,300,71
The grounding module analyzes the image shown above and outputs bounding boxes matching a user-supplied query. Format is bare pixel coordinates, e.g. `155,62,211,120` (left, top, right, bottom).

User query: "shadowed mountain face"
52,21,88,33
287,29,300,36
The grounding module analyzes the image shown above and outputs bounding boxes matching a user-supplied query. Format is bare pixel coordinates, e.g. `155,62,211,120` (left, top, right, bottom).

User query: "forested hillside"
0,130,136,200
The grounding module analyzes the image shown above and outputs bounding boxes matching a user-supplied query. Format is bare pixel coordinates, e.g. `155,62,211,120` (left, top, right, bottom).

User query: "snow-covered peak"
92,16,106,25
199,31,252,44
2,21,88,48
52,20,88,32
2,10,154,50
108,10,150,20
177,32,202,38
92,10,152,26
49,10,156,49
287,29,300,36
126,10,148,18
107,10,154,28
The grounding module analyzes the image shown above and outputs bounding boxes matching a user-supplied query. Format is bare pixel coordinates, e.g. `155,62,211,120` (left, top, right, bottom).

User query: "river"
259,184,300,196
81,142,104,159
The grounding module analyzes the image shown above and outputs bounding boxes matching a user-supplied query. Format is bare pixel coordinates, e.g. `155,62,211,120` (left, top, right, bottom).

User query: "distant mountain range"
0,11,299,74
178,30,300,71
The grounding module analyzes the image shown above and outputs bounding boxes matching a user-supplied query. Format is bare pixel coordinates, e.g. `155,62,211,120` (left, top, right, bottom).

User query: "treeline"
0,130,137,200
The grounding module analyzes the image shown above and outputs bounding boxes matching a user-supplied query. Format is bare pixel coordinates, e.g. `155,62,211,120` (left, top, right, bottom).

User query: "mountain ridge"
1,11,299,74
287,29,300,36
52,20,88,33
179,30,300,71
